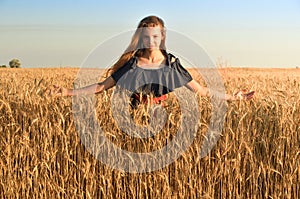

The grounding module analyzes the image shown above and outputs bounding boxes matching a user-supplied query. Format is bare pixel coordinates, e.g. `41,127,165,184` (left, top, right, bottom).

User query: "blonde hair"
107,16,167,76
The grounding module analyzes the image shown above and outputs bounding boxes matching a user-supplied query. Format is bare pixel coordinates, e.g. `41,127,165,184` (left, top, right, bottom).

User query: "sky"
0,0,300,68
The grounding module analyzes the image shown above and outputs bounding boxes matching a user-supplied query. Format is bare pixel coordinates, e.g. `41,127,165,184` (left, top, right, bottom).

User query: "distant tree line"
1,59,21,68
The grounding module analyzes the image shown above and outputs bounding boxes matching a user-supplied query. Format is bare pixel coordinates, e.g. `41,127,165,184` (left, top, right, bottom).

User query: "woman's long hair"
107,16,167,75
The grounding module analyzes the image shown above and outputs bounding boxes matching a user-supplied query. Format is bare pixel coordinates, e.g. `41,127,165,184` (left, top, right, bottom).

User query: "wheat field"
0,67,299,198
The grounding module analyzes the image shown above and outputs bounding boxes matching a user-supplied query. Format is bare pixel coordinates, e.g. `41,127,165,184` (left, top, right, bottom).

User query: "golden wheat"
0,67,299,198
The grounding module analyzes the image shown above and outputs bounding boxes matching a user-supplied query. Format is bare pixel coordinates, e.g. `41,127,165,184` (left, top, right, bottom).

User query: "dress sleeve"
171,57,193,84
111,58,135,82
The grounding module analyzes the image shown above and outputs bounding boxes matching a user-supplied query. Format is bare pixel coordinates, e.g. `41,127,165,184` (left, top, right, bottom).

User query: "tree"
9,59,21,68
0,65,7,68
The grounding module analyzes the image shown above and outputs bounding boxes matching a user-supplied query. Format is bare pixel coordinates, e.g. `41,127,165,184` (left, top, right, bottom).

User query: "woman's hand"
232,89,255,101
48,85,71,97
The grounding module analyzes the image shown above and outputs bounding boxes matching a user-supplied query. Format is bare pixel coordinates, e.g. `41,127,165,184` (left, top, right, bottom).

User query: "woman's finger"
234,90,255,100
46,85,62,97
242,91,255,100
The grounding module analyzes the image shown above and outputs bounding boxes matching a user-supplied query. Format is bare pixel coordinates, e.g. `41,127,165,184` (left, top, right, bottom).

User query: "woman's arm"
185,80,209,97
185,80,254,101
51,76,116,97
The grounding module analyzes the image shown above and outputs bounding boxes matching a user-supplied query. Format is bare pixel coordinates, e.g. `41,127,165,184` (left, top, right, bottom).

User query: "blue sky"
0,0,300,68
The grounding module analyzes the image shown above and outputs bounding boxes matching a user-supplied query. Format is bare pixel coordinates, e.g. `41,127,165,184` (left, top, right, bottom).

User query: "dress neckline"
133,53,172,70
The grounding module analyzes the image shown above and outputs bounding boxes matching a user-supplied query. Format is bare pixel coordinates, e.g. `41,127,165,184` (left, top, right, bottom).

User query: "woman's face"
141,26,164,51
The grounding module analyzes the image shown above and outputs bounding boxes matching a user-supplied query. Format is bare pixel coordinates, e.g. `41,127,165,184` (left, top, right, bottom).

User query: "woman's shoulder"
167,53,185,68
111,56,137,81
167,53,177,64
166,53,193,82
166,52,192,74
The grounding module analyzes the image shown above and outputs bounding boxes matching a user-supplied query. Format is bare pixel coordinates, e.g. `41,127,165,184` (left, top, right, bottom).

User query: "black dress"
111,53,193,99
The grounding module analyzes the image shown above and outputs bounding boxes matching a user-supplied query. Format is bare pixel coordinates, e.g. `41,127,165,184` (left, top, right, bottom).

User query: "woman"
51,15,254,102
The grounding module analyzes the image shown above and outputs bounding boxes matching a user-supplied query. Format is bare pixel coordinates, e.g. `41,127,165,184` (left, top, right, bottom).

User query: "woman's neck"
137,49,167,68
141,49,165,62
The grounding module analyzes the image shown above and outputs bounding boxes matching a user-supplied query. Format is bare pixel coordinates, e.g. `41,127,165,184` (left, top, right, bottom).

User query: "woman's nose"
149,37,154,45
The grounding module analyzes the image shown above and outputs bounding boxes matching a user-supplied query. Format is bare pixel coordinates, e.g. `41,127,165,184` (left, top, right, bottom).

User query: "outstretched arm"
186,80,254,101
51,76,116,97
